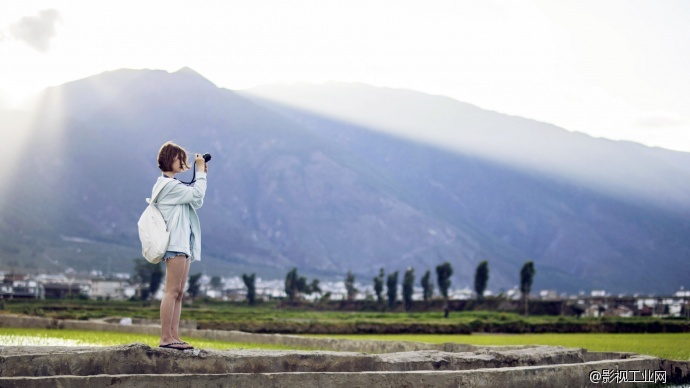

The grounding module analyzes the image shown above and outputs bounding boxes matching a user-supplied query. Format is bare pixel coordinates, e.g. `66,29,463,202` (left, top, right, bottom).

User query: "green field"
2,299,689,360
1,327,687,361
307,333,690,360
0,327,313,350
2,299,515,323
2,299,686,328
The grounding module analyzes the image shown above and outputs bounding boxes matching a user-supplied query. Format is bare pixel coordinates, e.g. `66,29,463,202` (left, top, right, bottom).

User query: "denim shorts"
162,251,190,261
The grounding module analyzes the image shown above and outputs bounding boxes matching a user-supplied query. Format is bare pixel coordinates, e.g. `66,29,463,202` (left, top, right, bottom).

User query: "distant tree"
474,261,489,301
436,262,453,318
284,268,317,301
345,271,358,301
386,271,399,308
421,270,434,303
299,276,315,296
210,276,223,291
297,276,308,295
436,262,453,300
569,303,585,319
402,267,415,311
132,259,150,300
187,273,202,300
133,259,163,301
149,265,163,300
520,261,536,316
285,268,299,302
309,279,322,295
242,273,256,305
373,268,385,304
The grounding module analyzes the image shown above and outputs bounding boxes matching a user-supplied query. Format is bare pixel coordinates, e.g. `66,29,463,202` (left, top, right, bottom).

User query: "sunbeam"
0,84,67,272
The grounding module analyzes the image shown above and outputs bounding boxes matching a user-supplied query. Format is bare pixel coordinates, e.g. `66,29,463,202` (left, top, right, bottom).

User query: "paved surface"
1,314,688,386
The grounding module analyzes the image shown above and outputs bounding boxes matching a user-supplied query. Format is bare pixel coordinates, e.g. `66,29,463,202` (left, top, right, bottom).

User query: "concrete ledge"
2,314,688,385
0,357,668,388
0,343,588,376
0,343,678,387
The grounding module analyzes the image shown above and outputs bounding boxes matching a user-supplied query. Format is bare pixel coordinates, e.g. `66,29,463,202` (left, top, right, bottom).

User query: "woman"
153,141,208,350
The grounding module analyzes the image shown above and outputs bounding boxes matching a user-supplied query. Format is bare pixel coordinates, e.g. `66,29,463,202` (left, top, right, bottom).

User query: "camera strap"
178,154,209,186
177,167,197,186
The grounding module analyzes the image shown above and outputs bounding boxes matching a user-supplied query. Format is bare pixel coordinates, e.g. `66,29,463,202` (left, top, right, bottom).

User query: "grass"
0,299,658,325
4,299,502,323
0,327,313,350
305,333,690,361
2,328,688,361
2,300,689,360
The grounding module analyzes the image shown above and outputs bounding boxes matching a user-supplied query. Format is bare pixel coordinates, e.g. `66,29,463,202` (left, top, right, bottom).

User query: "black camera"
202,153,212,163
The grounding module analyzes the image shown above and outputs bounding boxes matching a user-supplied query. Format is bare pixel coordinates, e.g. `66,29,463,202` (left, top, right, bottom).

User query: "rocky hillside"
0,68,688,293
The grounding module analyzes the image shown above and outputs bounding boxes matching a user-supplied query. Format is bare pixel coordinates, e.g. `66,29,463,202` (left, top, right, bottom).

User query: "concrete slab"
1,314,688,386
0,343,588,376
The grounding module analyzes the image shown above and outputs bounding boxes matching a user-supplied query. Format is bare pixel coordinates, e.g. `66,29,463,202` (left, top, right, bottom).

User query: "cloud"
635,112,685,129
9,9,61,53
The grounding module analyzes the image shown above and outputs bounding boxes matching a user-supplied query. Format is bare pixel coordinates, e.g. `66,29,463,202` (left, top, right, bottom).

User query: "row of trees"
134,258,537,315
274,260,536,315
473,259,537,315
368,262,456,311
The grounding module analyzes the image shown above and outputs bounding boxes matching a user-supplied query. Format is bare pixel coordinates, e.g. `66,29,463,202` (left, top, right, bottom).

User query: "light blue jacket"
151,172,207,262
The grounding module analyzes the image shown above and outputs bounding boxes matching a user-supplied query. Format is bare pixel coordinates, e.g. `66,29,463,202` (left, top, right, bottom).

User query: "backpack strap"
146,178,182,233
146,178,176,205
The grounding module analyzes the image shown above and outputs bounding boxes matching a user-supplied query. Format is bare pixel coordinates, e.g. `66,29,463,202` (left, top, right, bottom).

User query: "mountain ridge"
243,82,690,214
0,68,687,294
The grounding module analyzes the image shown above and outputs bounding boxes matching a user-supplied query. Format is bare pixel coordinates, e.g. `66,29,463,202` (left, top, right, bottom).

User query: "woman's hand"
195,154,205,172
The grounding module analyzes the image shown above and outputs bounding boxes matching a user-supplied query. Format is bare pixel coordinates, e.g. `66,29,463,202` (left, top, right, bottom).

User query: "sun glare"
0,85,67,209
1,1,690,152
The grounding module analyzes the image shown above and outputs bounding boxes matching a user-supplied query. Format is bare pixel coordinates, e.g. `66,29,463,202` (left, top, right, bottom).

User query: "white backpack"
138,178,177,264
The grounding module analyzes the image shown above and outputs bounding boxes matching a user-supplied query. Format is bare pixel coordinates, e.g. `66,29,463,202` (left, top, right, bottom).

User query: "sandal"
159,342,189,350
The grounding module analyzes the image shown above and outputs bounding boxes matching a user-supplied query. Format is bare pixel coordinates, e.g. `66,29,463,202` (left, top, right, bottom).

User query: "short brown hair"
157,141,190,172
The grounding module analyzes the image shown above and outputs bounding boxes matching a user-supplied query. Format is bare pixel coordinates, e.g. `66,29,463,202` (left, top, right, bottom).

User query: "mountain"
242,82,690,213
0,68,688,294
240,83,690,294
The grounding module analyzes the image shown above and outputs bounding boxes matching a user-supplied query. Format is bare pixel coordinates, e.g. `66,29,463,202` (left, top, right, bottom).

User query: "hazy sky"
1,0,689,152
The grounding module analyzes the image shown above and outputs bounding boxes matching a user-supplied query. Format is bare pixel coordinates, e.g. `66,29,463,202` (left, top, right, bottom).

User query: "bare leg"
171,257,191,346
160,256,187,346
